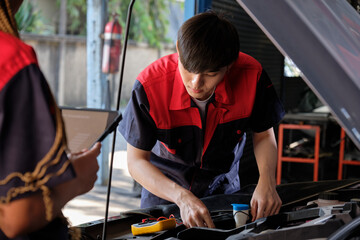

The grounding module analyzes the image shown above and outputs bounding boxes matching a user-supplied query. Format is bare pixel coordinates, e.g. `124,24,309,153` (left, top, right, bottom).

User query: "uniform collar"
169,58,233,111
214,74,233,105
169,66,191,110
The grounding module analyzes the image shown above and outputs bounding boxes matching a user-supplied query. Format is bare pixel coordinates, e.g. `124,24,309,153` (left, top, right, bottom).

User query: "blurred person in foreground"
119,11,284,229
0,0,101,239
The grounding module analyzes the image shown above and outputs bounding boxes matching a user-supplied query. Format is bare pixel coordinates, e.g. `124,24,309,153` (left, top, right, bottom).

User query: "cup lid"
231,203,249,211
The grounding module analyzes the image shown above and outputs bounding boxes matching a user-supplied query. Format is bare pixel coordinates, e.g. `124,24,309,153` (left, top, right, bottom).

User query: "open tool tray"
79,179,360,240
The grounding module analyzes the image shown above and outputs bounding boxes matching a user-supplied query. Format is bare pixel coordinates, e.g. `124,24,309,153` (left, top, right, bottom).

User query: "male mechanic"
119,11,284,228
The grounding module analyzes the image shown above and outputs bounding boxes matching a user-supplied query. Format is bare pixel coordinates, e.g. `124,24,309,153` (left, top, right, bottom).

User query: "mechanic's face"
178,60,228,101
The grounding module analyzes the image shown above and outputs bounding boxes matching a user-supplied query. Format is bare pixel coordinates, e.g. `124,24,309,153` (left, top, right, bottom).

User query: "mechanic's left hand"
250,177,282,221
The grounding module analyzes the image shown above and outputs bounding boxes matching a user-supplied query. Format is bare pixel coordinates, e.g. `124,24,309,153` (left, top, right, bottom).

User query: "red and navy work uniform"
119,52,284,208
0,31,75,240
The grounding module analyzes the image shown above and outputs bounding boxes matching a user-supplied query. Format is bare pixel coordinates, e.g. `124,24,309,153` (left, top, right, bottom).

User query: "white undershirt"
191,91,214,121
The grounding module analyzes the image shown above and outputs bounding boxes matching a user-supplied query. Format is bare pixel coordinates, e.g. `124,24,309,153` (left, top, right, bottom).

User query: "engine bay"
79,179,360,240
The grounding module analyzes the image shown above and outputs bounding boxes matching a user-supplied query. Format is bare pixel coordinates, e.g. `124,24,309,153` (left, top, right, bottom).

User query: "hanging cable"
102,0,136,239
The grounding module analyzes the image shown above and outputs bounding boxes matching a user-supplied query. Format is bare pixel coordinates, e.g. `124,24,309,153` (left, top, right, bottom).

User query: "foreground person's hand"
69,142,101,195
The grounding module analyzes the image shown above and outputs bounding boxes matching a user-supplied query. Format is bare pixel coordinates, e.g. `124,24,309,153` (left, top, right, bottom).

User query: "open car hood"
237,0,360,149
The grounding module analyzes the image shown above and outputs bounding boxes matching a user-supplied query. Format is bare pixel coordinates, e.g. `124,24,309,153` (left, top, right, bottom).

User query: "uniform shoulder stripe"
0,32,38,91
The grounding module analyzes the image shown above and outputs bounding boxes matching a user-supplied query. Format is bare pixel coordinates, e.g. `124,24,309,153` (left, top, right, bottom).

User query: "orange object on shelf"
277,124,321,185
338,128,360,180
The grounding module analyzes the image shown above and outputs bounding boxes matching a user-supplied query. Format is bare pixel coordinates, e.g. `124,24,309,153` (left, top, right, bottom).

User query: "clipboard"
60,107,122,153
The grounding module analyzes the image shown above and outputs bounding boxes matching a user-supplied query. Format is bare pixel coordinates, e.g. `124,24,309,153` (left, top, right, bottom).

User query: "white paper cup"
231,203,250,227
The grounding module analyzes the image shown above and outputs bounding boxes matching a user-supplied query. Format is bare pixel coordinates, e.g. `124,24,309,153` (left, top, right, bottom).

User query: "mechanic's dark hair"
177,11,239,73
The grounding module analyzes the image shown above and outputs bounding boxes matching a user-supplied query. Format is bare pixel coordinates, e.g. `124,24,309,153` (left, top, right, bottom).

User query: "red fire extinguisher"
102,14,122,74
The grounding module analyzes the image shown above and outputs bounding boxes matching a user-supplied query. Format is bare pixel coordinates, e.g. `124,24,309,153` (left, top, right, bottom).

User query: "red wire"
141,215,183,225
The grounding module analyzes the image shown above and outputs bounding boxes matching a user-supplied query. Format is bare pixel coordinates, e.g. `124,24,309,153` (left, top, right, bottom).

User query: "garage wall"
22,34,175,108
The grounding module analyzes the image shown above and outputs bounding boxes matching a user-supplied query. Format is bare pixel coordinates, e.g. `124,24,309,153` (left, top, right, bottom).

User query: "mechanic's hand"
69,142,101,196
176,190,215,229
250,177,281,221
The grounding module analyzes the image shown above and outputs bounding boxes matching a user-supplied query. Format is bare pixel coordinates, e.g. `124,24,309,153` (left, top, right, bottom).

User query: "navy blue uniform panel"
206,133,247,196
149,153,194,189
143,152,226,204
203,119,248,172
249,70,285,132
152,126,201,166
0,64,75,199
119,80,157,151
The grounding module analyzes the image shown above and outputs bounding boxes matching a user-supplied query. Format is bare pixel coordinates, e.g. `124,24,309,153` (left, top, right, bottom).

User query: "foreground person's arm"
127,143,215,228
0,143,101,238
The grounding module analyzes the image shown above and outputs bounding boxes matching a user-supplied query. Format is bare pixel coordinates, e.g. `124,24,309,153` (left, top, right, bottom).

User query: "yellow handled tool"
131,218,177,236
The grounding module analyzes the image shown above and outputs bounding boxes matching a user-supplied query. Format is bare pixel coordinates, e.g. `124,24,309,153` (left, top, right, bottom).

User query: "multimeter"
131,218,177,236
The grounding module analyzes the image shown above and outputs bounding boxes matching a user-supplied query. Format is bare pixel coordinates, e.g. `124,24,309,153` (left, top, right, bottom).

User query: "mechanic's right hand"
69,142,101,196
176,190,215,229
